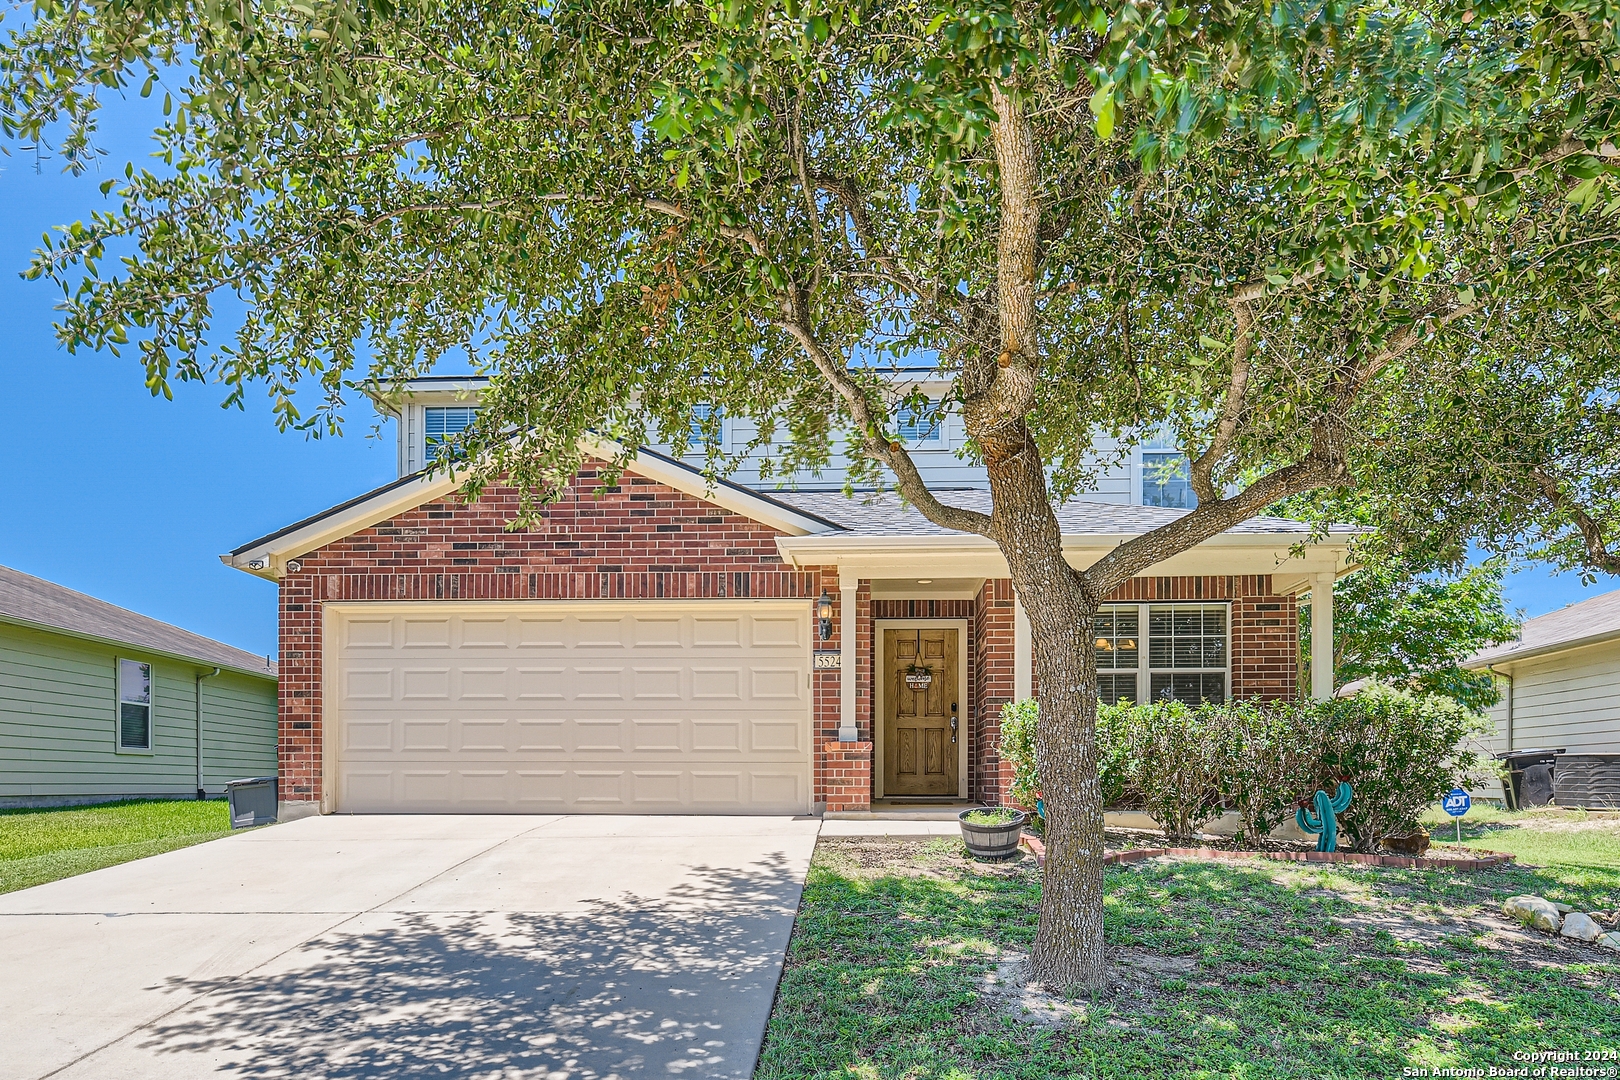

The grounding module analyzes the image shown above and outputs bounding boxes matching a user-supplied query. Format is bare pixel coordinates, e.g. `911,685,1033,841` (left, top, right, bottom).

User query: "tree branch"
1188,298,1256,502
1532,468,1620,575
774,293,992,537
1086,455,1341,595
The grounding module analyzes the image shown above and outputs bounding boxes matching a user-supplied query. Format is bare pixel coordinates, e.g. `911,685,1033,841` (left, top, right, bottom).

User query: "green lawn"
0,799,234,894
759,813,1620,1080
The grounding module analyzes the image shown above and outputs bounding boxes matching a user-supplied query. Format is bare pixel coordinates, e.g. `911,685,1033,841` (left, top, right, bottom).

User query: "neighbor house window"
1091,602,1228,706
895,400,943,446
117,659,153,751
424,406,478,461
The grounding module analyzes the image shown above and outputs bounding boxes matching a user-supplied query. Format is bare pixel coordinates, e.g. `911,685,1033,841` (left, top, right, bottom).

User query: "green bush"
1314,683,1490,848
998,685,1487,852
999,698,1040,809
1112,700,1226,842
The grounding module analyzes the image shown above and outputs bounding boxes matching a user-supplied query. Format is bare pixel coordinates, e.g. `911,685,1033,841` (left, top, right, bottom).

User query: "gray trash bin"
224,776,278,828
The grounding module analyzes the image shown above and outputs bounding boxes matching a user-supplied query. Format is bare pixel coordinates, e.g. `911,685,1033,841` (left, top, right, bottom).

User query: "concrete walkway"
0,814,820,1080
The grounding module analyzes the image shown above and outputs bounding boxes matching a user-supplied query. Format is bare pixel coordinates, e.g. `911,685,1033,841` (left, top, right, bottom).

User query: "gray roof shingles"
770,489,1317,537
1466,586,1620,667
0,564,276,677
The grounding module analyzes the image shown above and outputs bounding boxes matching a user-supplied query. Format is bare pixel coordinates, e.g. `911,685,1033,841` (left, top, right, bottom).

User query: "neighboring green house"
1,564,277,807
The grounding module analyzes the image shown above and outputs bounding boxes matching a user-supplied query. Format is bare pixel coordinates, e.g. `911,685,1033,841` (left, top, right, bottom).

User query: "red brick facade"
276,465,823,805
274,465,1302,812
822,741,874,811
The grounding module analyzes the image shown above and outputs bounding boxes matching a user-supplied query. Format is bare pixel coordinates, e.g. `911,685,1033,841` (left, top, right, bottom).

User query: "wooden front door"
882,627,960,797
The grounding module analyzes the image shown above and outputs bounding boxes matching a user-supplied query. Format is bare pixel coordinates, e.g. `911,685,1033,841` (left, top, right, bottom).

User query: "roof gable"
0,565,276,677
225,438,842,578
1466,586,1620,667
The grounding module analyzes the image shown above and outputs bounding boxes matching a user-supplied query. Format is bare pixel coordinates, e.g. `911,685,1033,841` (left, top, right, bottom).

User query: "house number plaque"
812,651,841,670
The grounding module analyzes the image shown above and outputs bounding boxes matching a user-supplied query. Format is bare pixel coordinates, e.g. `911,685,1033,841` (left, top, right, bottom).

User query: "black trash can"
1496,749,1563,809
224,776,278,828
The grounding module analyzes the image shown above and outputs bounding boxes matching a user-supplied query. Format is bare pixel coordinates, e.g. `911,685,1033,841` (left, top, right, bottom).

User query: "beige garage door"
326,600,812,814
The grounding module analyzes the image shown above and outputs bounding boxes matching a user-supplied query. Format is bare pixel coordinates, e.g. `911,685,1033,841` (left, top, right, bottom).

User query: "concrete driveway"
0,814,821,1080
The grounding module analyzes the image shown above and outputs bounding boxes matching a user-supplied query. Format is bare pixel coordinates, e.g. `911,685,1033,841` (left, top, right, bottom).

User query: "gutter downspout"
196,668,221,799
1488,663,1514,810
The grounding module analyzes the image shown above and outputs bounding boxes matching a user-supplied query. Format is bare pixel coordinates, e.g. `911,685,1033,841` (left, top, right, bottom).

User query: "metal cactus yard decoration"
1296,782,1354,852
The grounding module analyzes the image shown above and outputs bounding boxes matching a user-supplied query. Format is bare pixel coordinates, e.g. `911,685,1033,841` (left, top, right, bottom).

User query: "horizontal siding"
1482,639,1620,756
651,428,1139,497
0,622,277,798
200,671,279,791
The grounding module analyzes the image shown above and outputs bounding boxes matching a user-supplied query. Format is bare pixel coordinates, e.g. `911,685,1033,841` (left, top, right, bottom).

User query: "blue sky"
0,99,1615,657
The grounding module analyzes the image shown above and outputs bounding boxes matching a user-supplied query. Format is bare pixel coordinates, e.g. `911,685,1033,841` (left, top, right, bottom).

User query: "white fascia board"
361,377,491,418
1462,627,1620,671
0,612,277,681
222,470,465,579
776,530,1355,587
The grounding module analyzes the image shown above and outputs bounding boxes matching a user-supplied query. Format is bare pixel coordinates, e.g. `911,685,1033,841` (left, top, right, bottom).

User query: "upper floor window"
1142,451,1196,508
895,401,943,447
689,403,724,449
425,406,478,461
117,658,152,751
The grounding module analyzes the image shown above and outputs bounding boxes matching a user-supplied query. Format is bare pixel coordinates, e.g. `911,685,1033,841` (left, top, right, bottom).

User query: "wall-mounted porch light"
817,589,834,640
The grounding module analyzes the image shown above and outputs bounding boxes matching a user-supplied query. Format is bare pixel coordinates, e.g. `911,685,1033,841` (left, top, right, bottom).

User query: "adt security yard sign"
1442,787,1471,843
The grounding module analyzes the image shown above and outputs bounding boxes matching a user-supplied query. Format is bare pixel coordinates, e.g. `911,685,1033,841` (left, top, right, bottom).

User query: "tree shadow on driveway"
135,855,805,1079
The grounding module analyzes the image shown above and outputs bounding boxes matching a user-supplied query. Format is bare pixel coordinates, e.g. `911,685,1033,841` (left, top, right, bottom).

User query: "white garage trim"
321,599,814,815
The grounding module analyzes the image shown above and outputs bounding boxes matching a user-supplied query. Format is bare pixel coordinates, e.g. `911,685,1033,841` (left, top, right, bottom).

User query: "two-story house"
224,374,1352,819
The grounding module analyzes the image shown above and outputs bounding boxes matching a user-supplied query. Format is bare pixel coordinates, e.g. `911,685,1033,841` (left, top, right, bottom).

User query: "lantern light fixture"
817,590,834,640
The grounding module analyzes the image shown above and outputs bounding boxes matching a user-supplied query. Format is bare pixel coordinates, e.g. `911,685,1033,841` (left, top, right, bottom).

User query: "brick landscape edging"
1018,835,1514,871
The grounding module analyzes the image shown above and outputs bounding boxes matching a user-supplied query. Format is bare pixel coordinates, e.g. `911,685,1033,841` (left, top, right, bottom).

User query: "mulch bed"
1021,834,1515,871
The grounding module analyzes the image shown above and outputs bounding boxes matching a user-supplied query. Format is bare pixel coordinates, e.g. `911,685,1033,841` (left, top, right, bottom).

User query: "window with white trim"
424,406,478,461
1094,606,1140,706
895,400,943,446
1142,451,1196,508
689,403,724,449
117,658,153,750
1094,602,1229,706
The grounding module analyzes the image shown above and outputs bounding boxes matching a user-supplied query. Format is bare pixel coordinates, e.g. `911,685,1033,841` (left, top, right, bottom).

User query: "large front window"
1094,603,1229,706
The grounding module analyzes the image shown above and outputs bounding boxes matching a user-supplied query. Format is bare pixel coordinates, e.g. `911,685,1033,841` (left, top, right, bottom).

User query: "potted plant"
958,806,1028,860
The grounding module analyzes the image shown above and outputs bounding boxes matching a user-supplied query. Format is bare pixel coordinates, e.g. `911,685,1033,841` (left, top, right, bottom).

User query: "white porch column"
1311,571,1334,700
1014,592,1033,702
839,569,860,742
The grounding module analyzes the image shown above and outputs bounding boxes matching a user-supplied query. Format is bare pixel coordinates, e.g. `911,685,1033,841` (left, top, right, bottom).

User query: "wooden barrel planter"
958,807,1028,861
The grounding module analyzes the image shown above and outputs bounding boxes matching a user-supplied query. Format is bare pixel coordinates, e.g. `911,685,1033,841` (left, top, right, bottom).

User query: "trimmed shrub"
1213,697,1319,845
1112,701,1226,842
999,698,1040,809
1314,683,1489,849
1002,684,1487,852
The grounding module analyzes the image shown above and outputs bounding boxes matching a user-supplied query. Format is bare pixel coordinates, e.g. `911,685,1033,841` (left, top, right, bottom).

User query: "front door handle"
950,702,958,743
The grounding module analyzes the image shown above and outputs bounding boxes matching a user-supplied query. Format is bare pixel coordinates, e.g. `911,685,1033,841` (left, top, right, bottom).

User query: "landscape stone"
1503,895,1564,933
1552,901,1575,914
1559,912,1603,942
1598,932,1620,953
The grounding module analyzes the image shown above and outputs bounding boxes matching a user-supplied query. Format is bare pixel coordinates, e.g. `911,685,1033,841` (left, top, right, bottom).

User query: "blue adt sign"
1442,788,1472,817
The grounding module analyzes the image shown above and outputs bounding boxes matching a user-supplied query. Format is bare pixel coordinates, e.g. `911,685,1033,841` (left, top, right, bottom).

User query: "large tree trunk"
980,412,1108,990
1019,565,1105,990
